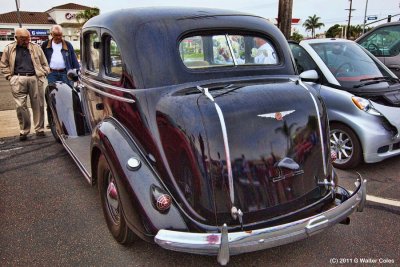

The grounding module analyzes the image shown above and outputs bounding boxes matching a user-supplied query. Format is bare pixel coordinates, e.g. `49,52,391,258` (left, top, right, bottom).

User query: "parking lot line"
366,194,400,207
349,189,400,207
0,147,23,153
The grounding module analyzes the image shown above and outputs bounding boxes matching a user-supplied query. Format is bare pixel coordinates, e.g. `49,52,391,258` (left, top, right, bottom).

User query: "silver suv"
357,22,400,77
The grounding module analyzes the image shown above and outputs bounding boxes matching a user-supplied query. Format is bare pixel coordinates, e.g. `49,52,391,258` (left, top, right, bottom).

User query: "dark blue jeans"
48,71,72,87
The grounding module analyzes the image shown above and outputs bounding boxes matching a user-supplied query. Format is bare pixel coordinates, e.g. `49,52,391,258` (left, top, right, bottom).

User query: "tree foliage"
290,32,304,42
326,24,372,39
326,24,342,38
76,7,100,25
348,25,366,39
303,15,325,38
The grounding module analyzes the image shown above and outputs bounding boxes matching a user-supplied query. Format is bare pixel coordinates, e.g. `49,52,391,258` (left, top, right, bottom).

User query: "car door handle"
96,103,104,110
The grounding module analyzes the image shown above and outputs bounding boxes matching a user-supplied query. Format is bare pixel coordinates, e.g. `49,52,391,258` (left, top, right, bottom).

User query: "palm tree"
349,25,364,39
303,15,325,38
76,7,100,26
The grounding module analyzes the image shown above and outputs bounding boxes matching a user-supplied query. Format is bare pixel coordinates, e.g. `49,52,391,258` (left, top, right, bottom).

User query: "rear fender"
91,118,188,241
45,82,86,137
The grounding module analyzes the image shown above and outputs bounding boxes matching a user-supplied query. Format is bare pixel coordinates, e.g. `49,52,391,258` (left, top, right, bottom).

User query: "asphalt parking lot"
0,82,399,266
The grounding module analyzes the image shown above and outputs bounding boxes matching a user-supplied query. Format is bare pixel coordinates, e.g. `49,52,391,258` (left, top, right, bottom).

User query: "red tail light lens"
151,185,172,213
156,194,172,211
331,150,337,161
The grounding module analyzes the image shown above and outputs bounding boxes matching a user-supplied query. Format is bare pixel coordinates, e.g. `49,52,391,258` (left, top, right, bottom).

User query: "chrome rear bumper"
155,178,366,265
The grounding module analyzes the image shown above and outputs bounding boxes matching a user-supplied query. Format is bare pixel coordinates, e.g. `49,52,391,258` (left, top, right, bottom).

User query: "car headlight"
351,96,381,116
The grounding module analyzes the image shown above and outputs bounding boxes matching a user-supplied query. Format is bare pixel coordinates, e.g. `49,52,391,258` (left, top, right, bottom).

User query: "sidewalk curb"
0,108,49,138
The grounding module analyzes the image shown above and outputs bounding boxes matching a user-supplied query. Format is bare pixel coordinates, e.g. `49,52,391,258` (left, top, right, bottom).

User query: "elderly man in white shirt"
41,25,80,86
253,37,278,65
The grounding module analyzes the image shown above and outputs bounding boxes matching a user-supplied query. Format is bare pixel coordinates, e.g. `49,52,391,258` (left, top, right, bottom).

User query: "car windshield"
309,42,394,88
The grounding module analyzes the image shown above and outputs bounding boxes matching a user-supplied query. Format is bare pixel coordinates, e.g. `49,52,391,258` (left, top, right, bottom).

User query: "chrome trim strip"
197,86,235,205
155,179,366,258
226,34,238,66
299,81,327,175
81,76,135,103
81,75,133,93
214,103,234,204
60,135,92,184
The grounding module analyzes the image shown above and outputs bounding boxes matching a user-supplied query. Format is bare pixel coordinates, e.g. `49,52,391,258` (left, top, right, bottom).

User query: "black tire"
330,123,362,169
47,107,61,143
97,154,135,244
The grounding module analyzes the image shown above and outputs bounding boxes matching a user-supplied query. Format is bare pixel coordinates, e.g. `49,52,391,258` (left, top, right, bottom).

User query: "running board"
61,135,92,184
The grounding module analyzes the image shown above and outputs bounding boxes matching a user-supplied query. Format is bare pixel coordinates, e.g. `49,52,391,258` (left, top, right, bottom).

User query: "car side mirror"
67,69,80,82
299,70,319,82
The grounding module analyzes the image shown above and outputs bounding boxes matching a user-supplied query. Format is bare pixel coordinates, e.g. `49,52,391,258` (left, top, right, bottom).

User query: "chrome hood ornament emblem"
258,110,295,121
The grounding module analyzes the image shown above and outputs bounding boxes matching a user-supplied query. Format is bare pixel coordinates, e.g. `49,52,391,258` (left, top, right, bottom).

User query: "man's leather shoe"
19,134,27,141
36,131,45,137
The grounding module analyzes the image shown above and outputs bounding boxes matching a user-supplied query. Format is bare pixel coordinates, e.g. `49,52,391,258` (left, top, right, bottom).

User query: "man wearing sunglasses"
41,25,79,86
0,28,50,141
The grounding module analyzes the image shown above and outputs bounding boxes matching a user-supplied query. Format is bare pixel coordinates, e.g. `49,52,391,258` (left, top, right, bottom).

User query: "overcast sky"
2,0,400,36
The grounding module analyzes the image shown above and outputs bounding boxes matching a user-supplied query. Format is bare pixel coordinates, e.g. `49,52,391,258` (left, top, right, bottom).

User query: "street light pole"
363,0,369,34
15,0,22,27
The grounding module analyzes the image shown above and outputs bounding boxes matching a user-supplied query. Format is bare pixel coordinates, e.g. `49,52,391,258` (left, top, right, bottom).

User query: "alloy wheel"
330,129,354,165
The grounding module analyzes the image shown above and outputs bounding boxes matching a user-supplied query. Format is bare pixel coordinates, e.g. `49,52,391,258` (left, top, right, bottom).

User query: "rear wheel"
47,107,61,143
330,123,362,169
97,154,135,244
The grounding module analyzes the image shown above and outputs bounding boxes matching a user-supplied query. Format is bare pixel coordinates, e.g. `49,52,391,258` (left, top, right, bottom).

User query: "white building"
0,3,94,53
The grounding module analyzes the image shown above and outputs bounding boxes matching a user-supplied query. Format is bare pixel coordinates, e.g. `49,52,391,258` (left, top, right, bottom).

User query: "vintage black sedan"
46,7,366,265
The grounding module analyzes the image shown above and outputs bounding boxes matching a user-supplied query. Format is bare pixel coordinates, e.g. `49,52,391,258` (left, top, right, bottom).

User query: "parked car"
289,38,400,169
46,8,366,265
356,22,400,77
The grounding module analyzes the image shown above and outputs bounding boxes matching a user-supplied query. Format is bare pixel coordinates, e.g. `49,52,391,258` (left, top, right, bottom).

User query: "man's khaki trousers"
9,75,44,135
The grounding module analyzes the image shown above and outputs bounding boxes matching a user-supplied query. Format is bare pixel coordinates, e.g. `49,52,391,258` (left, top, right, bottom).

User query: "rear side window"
359,25,400,57
179,34,279,69
104,36,122,79
84,32,100,73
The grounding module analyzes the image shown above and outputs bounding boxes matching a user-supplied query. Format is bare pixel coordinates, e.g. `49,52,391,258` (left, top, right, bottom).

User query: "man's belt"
15,73,35,76
50,68,66,72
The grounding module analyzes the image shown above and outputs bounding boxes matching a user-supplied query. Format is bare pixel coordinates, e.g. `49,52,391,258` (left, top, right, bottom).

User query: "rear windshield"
179,34,279,69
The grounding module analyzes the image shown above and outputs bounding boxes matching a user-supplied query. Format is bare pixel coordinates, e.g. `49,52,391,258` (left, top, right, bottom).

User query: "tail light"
331,150,337,161
151,185,172,213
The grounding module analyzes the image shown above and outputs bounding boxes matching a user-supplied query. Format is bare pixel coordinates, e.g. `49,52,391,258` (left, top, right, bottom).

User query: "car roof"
82,7,295,88
366,21,400,29
356,21,400,42
300,38,355,45
84,7,256,28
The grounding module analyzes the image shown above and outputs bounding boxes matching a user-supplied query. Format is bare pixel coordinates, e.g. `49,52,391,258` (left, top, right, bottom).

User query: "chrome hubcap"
106,174,120,223
330,129,353,164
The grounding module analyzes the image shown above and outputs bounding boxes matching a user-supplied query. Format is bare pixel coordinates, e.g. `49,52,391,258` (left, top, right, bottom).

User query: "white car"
290,39,400,169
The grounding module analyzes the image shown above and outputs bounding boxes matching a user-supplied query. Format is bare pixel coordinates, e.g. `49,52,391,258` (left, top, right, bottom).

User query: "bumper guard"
155,178,366,265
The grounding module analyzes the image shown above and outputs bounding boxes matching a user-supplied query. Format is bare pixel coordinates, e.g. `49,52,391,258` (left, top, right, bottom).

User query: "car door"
80,28,103,130
358,24,400,77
